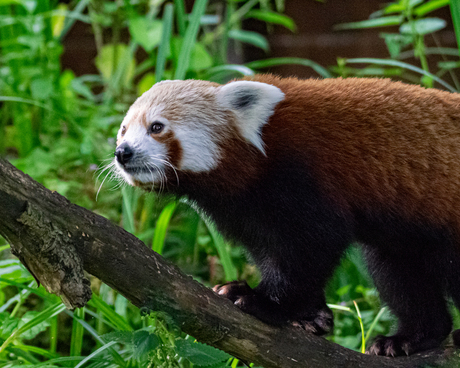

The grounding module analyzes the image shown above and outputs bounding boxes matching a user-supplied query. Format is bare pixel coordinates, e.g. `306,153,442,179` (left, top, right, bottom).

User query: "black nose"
115,144,134,165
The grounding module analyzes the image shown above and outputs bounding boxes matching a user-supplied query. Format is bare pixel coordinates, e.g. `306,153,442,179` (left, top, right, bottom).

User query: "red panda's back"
250,75,460,229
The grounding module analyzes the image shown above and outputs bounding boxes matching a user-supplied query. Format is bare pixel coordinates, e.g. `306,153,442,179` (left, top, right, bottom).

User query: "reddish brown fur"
117,75,460,355
243,75,460,235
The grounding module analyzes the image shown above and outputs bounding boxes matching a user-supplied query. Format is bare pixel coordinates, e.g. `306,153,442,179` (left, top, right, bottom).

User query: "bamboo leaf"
228,29,269,51
174,0,209,80
206,221,238,281
152,201,177,255
345,58,457,92
399,18,446,35
245,10,296,31
334,16,401,31
415,0,449,16
450,0,460,57
246,57,332,78
156,3,174,82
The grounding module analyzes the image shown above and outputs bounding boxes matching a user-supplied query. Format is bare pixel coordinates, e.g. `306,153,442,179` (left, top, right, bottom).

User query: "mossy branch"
0,158,458,368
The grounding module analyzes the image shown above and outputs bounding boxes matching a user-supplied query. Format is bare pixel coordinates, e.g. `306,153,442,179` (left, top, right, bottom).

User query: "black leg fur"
364,245,452,356
194,158,353,333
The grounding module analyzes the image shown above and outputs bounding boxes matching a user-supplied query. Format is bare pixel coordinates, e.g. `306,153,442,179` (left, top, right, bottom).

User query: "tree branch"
0,158,458,368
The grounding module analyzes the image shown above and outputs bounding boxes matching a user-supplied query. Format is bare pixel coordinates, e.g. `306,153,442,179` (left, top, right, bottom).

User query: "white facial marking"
115,123,168,184
174,123,220,172
116,79,282,188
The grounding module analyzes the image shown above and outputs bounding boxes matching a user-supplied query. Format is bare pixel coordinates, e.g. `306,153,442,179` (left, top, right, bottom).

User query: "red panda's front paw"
212,281,253,302
213,281,287,325
293,307,334,335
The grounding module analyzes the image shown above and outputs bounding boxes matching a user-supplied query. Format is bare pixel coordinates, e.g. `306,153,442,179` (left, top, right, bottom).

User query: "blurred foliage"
0,0,459,366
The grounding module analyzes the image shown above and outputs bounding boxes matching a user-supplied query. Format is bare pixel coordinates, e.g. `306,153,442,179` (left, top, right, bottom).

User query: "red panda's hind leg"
364,244,452,356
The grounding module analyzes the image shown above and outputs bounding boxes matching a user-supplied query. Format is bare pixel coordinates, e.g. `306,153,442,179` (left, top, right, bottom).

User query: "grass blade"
365,307,387,342
334,16,401,31
74,341,118,368
202,64,255,79
450,0,460,57
206,221,238,281
121,186,137,234
152,201,178,255
0,302,66,353
156,3,174,82
88,294,132,331
70,307,85,357
174,0,186,37
66,310,127,367
246,57,332,78
346,58,457,92
174,0,209,80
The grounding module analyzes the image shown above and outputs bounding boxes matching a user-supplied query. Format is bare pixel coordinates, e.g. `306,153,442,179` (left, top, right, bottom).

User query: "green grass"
1,0,459,366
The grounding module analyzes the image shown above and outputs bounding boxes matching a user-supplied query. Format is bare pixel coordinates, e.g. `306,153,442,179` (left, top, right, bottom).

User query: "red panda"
113,74,460,356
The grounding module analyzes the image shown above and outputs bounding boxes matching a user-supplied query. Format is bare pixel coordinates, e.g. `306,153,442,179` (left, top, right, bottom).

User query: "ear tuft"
216,81,284,154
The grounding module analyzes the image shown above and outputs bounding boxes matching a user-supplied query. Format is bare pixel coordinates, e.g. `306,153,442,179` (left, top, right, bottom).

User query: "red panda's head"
114,79,284,188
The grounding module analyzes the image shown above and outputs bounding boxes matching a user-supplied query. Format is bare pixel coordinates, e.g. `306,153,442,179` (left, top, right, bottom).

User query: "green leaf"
202,64,255,79
206,221,238,281
0,259,32,282
245,10,296,31
152,201,177,254
228,29,269,51
399,18,446,35
19,311,51,340
175,339,230,366
438,61,460,70
334,16,401,30
138,73,156,95
156,3,174,82
89,294,132,331
345,58,456,92
102,330,135,345
174,0,209,79
95,44,135,87
450,0,460,57
132,330,160,360
30,77,54,100
1,314,19,339
74,341,118,368
245,57,332,78
172,38,213,72
129,17,163,52
381,33,413,59
189,42,213,71
0,303,66,353
414,0,449,16
71,78,94,101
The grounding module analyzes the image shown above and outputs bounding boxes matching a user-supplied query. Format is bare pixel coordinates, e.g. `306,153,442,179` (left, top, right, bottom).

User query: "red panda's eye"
149,122,164,134
121,126,127,136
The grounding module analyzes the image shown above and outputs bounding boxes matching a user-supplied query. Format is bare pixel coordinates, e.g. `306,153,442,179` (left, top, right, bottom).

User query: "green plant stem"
152,201,178,255
450,0,460,58
174,0,209,80
156,3,174,82
50,316,58,353
202,0,260,45
0,303,66,354
353,301,366,354
70,307,85,357
174,0,187,37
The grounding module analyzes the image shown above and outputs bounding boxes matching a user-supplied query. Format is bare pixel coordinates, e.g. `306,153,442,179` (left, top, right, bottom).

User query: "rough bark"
0,157,458,368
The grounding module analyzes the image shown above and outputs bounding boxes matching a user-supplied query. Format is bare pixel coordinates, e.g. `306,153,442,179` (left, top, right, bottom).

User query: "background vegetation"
0,0,459,366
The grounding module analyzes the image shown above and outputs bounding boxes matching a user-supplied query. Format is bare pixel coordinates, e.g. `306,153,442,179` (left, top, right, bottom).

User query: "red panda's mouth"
124,166,158,174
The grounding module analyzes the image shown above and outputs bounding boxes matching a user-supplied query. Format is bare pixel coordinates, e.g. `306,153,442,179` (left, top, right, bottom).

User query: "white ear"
216,81,284,154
